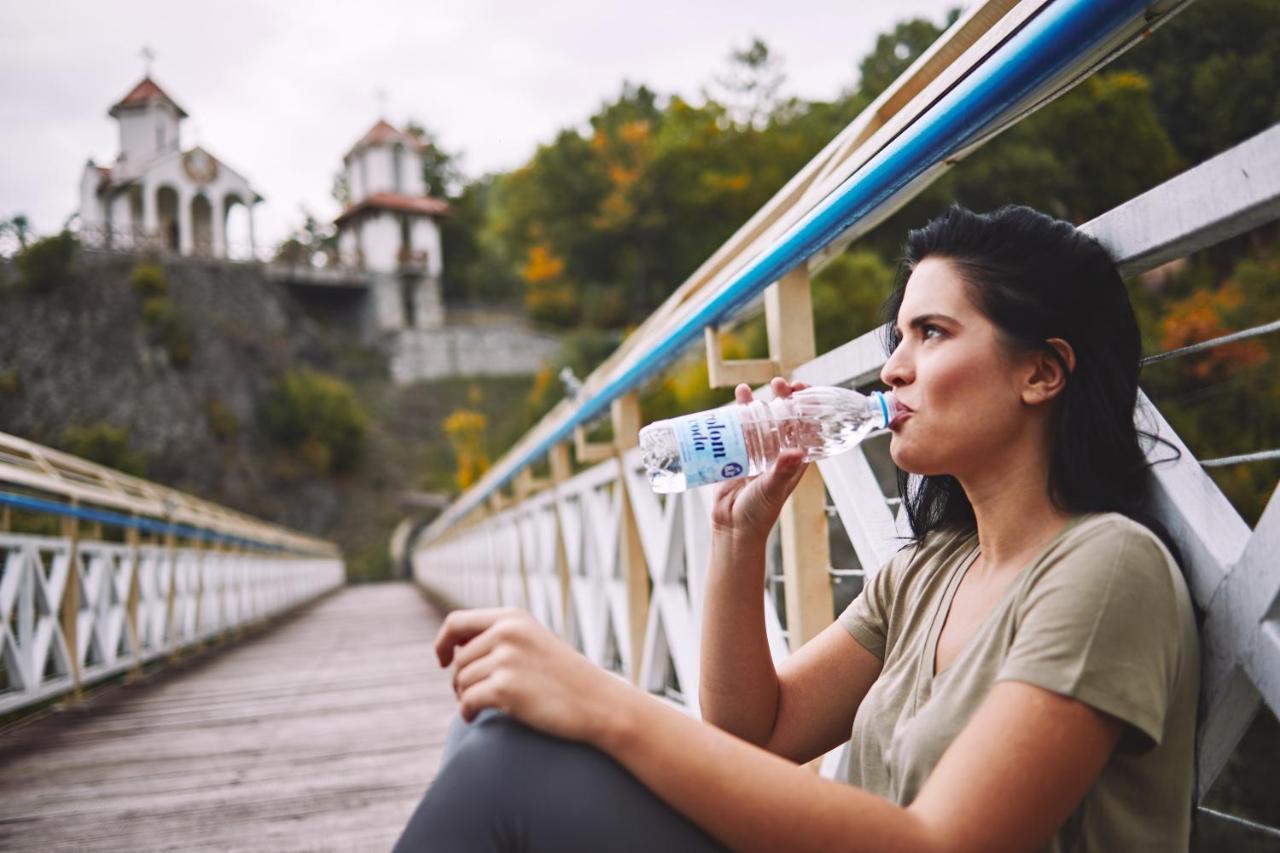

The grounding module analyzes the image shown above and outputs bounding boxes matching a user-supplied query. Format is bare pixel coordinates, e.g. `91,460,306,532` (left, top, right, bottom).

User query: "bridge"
3,0,1279,849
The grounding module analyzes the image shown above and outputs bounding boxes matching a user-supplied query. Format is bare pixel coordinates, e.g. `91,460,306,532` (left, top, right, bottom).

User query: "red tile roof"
345,120,426,159
109,77,188,118
334,192,450,226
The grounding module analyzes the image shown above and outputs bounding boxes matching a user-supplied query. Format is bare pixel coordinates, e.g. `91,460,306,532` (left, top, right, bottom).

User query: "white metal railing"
76,223,264,263
0,533,343,715
0,431,345,715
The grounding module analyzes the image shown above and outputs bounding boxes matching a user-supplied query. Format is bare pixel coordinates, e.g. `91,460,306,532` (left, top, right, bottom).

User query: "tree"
856,15,955,102
274,211,337,267
0,213,31,256
708,37,787,130
407,121,463,198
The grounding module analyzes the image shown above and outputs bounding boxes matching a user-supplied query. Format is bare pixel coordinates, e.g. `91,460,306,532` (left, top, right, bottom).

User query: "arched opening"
224,194,251,261
191,194,213,256
156,186,180,252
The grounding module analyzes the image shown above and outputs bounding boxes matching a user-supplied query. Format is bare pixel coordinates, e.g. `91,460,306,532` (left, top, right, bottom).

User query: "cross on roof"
140,45,156,77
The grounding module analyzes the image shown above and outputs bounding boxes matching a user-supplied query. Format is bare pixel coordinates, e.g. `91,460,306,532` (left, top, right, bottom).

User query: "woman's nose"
881,343,912,388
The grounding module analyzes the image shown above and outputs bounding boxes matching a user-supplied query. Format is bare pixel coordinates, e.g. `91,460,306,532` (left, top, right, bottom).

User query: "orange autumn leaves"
1161,282,1269,379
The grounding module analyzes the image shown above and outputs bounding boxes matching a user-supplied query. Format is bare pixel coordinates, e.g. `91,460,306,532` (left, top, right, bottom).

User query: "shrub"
60,423,146,476
262,368,368,474
0,368,18,397
17,232,76,291
206,397,239,440
130,262,168,298
141,295,193,368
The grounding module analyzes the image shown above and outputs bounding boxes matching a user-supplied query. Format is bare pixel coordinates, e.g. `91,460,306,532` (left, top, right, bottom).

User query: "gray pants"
392,709,727,852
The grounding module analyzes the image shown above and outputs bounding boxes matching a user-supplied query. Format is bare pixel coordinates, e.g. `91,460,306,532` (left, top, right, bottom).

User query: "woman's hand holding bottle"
710,377,810,552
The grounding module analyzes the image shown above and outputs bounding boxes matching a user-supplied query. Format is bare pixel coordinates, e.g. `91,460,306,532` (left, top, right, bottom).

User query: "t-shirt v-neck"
918,516,1083,704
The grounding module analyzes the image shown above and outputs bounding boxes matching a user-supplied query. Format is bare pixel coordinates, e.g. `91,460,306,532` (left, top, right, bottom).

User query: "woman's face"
880,257,1040,480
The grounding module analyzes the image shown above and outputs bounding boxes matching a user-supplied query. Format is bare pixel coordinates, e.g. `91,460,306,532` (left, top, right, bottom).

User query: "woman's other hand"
437,607,633,746
710,377,810,551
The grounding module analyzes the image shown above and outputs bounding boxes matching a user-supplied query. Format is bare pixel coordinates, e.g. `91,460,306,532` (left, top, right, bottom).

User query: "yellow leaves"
700,172,751,193
618,120,651,146
1161,283,1269,379
608,164,640,191
444,408,490,491
522,243,565,284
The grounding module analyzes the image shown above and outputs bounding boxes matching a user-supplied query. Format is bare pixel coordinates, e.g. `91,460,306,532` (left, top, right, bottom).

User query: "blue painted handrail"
0,489,299,552
434,0,1157,532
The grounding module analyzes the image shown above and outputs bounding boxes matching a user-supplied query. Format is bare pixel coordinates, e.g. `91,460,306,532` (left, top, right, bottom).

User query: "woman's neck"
957,442,1074,574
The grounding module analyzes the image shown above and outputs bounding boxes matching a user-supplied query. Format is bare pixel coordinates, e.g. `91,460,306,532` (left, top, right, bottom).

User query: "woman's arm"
603,679,1123,853
699,531,882,764
699,378,881,762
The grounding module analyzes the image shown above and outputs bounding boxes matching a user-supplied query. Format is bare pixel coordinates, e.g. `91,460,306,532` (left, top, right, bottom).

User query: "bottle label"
671,406,749,488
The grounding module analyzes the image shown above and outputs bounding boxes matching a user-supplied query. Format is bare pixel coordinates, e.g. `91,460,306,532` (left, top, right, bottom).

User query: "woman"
394,205,1200,852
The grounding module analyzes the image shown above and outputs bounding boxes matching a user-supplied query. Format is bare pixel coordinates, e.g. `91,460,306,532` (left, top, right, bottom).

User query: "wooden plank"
0,583,455,852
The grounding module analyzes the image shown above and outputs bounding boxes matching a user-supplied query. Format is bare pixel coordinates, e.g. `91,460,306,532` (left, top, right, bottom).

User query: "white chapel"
334,119,449,328
77,76,263,259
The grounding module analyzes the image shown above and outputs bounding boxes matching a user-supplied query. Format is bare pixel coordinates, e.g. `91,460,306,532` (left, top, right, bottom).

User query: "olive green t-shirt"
837,513,1199,852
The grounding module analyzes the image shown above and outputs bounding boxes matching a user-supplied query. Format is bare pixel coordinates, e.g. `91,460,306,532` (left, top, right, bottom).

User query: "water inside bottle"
641,389,893,493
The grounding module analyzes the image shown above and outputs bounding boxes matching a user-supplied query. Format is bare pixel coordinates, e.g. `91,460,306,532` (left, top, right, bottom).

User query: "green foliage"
16,232,76,291
810,251,897,355
140,295,193,368
60,423,146,476
263,368,369,474
406,121,463,198
0,213,32,256
1113,0,1280,163
206,397,240,441
274,213,337,267
130,262,168,298
856,15,956,102
0,368,18,397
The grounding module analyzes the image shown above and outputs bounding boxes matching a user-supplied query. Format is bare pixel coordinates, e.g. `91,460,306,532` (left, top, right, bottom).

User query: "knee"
438,711,542,795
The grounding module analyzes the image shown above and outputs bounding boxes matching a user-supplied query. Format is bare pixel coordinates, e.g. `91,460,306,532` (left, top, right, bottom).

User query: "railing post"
192,537,207,653
59,507,83,702
610,393,650,685
125,523,143,682
163,530,179,660
766,266,834,651
550,444,574,643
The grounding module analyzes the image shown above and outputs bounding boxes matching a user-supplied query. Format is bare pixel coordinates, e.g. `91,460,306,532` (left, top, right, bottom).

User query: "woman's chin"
888,441,943,477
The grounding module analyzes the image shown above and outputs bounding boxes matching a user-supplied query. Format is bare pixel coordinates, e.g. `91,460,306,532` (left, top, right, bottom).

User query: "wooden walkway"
0,583,456,852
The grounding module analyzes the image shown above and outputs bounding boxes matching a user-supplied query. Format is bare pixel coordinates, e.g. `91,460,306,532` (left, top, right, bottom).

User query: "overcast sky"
3,0,961,250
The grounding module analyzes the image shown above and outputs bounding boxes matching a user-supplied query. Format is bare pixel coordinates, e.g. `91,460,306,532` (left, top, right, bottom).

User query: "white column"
178,191,193,255
247,201,257,260
142,182,157,238
212,196,227,259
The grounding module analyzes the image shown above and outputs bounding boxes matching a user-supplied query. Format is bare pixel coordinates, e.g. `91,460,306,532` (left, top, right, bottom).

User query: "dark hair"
883,204,1174,544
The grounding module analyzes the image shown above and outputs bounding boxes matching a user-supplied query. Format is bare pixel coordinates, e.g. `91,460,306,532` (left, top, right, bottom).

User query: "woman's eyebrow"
896,312,960,333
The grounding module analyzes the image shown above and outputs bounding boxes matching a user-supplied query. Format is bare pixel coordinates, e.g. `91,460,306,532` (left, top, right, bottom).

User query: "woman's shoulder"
1026,511,1184,609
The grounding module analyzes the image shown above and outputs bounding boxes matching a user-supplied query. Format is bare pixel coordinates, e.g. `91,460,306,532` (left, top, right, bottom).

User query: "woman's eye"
922,325,944,341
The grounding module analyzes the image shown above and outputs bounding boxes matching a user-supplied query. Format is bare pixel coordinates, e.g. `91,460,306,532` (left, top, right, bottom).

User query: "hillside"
0,249,538,579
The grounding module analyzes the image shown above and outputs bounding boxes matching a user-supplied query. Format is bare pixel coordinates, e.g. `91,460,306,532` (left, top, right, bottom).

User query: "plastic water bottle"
639,387,896,493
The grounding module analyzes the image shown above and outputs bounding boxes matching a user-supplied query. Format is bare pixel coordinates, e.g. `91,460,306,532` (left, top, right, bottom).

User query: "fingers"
434,607,511,666
734,383,753,404
770,376,808,398
763,448,808,500
454,644,505,697
458,673,510,722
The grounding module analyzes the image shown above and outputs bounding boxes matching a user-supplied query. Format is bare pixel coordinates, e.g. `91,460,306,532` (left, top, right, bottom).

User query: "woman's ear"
1022,337,1075,405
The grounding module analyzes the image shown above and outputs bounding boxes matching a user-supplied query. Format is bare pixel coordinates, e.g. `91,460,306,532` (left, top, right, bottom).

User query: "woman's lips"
888,406,913,431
